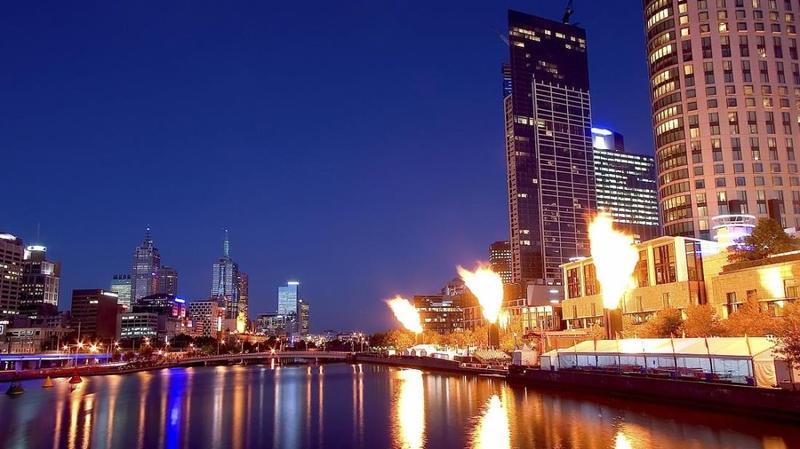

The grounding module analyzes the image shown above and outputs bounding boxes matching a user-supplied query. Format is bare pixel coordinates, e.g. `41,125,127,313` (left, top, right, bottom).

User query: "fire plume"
386,297,423,334
589,212,639,310
458,265,503,324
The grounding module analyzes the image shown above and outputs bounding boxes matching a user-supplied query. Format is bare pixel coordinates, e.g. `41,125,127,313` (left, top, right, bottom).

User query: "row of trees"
369,320,528,353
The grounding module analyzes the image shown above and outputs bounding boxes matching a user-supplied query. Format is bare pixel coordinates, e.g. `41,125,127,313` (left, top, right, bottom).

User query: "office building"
131,227,161,302
119,312,158,340
257,312,290,337
278,281,299,316
489,241,513,284
504,10,596,286
298,299,310,336
592,127,661,241
157,266,179,296
110,274,132,312
19,245,61,319
0,232,24,325
70,289,119,340
644,0,800,238
413,294,464,334
187,300,224,337
133,293,187,340
237,272,249,322
211,230,240,319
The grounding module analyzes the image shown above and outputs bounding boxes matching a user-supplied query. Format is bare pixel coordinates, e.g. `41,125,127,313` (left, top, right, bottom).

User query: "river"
0,363,798,448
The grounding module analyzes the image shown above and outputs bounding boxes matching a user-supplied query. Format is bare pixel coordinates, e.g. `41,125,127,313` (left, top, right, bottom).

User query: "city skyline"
2,1,653,331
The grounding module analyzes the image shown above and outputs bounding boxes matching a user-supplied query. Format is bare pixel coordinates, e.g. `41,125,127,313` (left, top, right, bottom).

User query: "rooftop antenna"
562,0,574,24
223,228,230,257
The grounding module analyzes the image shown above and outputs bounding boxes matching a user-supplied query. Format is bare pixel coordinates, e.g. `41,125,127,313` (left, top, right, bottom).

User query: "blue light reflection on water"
0,363,797,449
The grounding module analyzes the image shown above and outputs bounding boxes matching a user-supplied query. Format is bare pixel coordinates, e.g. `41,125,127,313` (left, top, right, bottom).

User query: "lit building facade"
489,241,513,284
298,299,310,336
131,227,161,302
211,230,240,319
504,10,596,286
187,300,224,337
119,313,158,339
592,127,661,241
413,294,464,334
133,293,187,340
0,232,24,324
237,272,249,322
644,0,800,238
157,266,179,296
278,281,299,316
110,274,132,312
19,245,61,319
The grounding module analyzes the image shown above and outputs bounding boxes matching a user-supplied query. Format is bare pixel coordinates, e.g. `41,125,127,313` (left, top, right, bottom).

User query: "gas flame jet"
458,265,504,324
588,212,639,310
386,297,423,334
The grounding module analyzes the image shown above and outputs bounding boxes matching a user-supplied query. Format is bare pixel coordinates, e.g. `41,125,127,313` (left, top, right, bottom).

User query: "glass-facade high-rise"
158,266,179,296
278,281,299,316
131,227,161,302
504,10,596,286
489,240,513,285
644,0,800,238
237,272,249,322
592,127,661,241
110,274,132,311
211,230,240,319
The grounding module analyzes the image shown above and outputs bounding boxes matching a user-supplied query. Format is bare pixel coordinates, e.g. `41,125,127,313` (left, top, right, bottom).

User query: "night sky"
1,1,651,332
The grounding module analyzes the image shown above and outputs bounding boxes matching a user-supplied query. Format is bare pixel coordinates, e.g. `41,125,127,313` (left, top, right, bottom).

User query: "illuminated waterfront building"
211,230,240,319
110,274,132,312
643,0,800,238
298,299,310,336
187,300,224,337
0,233,24,324
237,272,249,322
70,289,119,340
489,241,513,285
592,127,661,241
131,227,161,302
413,294,464,334
504,10,596,286
119,312,158,339
133,293,187,340
19,244,61,319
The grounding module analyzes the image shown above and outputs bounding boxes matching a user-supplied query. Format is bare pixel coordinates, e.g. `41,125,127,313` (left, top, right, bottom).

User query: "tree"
169,334,194,349
728,218,800,262
683,304,725,337
776,302,800,370
585,323,607,340
625,308,683,338
723,297,779,336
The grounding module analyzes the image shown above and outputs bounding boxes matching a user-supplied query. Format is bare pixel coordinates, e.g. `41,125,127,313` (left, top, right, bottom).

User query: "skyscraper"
489,240,513,284
278,281,299,316
131,227,161,302
110,274,132,311
644,0,800,238
70,289,119,340
211,230,240,319
0,232,24,325
157,266,179,296
592,127,661,241
298,299,310,336
19,244,61,319
504,10,596,287
237,272,249,322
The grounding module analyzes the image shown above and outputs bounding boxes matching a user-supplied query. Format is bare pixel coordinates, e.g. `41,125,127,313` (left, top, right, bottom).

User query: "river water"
0,363,798,448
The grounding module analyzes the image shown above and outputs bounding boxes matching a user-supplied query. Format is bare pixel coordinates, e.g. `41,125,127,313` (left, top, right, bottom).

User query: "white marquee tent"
539,337,778,388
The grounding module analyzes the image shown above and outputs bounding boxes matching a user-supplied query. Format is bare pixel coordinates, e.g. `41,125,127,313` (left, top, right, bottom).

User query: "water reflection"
393,369,425,449
470,394,510,449
0,363,797,449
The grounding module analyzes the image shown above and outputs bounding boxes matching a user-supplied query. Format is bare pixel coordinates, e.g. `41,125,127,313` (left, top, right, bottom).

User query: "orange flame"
386,297,423,334
589,212,638,310
458,265,503,324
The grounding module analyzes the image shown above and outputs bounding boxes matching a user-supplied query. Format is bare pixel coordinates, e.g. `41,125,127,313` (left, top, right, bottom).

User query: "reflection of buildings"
70,289,119,340
592,127,660,242
413,295,463,334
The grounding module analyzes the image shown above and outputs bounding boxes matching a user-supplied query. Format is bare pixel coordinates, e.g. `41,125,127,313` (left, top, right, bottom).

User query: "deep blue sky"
1,1,651,332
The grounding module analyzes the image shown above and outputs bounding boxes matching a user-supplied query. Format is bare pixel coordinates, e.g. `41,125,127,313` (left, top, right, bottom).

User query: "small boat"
6,382,25,396
68,374,82,385
42,376,54,388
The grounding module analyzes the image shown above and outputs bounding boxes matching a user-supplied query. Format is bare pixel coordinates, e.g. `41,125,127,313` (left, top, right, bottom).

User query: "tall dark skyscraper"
157,266,179,296
0,232,24,325
19,244,61,319
489,240,513,285
504,10,596,287
211,230,240,319
131,227,161,302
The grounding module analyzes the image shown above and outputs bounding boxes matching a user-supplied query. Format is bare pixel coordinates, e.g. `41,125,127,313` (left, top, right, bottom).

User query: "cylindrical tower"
644,0,800,239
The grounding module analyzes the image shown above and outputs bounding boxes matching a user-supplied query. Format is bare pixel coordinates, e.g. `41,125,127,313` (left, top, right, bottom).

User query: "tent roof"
556,337,776,358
